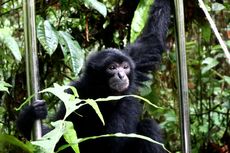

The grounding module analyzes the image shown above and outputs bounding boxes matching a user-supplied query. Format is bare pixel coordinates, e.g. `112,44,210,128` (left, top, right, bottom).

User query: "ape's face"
106,61,131,93
85,48,135,95
85,49,135,94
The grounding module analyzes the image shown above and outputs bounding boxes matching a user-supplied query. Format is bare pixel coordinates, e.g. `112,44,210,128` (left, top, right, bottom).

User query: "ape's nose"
118,72,125,79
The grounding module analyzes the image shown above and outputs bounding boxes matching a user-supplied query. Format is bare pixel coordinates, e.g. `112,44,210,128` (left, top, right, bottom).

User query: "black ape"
17,0,171,152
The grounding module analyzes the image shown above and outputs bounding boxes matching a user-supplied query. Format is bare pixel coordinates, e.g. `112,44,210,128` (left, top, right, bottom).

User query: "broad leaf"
201,23,211,42
31,84,164,153
37,19,58,56
40,83,82,120
0,81,12,93
223,76,230,85
0,134,33,153
63,121,80,153
0,28,21,61
85,99,105,125
212,2,225,12
58,31,84,76
83,0,107,17
202,57,219,74
32,121,66,153
130,0,153,42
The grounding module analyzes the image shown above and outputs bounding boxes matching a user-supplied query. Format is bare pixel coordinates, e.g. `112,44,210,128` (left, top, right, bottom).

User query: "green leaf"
226,40,230,48
212,2,225,12
32,121,66,153
85,99,105,125
199,124,208,133
33,121,79,153
58,31,84,76
201,57,219,74
222,101,230,109
69,86,79,98
37,19,58,56
83,0,107,17
32,84,164,153
223,76,230,85
139,78,153,96
78,133,170,153
4,36,21,61
0,81,12,93
0,28,21,61
63,121,80,153
202,23,211,42
95,95,162,109
40,83,82,120
0,134,33,153
164,110,177,122
130,0,153,42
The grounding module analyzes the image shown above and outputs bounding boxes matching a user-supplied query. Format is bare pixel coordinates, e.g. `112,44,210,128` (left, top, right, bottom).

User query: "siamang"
17,0,171,152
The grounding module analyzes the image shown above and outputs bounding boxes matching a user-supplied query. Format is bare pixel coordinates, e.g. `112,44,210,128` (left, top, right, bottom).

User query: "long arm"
16,100,48,139
139,0,171,47
125,0,171,85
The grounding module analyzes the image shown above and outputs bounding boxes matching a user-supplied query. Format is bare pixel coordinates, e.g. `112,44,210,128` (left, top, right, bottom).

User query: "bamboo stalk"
23,0,42,140
174,0,191,152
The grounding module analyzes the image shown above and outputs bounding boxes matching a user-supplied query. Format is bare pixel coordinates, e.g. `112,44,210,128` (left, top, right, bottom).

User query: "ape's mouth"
109,80,129,93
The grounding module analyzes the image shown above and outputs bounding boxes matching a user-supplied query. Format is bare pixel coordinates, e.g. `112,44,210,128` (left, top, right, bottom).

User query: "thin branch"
198,0,230,64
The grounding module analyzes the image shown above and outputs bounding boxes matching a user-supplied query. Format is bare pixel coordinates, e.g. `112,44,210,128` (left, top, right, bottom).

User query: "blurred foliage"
0,0,229,152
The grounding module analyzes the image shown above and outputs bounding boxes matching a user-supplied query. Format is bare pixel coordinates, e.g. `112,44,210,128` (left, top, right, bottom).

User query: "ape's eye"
109,65,116,70
123,65,129,69
123,62,129,69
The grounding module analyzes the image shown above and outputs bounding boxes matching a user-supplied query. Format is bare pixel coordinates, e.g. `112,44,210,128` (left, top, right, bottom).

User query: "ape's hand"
17,99,47,139
31,100,47,120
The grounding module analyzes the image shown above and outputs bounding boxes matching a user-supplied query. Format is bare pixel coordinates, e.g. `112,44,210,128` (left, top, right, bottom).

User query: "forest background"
0,0,229,152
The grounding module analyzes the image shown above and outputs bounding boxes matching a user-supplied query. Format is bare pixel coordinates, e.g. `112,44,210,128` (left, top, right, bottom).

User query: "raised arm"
125,0,171,85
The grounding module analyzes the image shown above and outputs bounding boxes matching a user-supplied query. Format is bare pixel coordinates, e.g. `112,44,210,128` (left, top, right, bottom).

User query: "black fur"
17,0,171,152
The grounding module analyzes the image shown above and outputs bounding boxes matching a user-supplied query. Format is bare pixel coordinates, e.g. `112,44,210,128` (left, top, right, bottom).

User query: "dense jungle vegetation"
0,0,229,152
